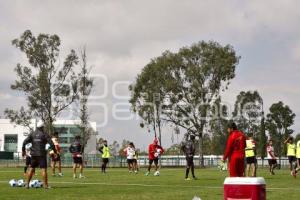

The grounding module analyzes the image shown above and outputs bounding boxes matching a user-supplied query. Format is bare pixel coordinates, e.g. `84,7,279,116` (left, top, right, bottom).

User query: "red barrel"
224,177,266,200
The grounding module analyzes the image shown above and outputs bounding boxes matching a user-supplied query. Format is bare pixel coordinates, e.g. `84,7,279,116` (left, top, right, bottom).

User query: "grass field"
0,167,300,200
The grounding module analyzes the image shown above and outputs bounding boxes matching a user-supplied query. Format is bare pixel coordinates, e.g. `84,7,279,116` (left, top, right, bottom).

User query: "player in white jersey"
123,142,137,173
266,140,277,175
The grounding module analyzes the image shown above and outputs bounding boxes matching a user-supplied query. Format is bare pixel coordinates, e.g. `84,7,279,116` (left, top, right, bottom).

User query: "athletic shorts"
186,156,194,167
149,158,159,165
246,156,257,164
127,159,134,164
31,156,47,168
268,159,277,165
25,156,31,166
73,157,83,164
51,154,61,162
288,156,296,163
102,158,109,164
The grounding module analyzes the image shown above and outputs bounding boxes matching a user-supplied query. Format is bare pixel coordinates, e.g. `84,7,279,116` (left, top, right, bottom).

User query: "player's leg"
40,157,49,189
154,159,159,173
41,168,49,188
191,157,196,179
73,163,77,178
58,158,62,176
51,160,56,176
185,156,190,179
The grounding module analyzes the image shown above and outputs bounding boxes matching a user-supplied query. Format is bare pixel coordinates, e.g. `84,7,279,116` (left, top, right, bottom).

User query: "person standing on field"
284,136,297,177
99,140,110,173
245,134,257,177
22,121,57,189
145,138,164,176
69,135,85,178
266,139,277,175
222,122,246,177
50,132,63,177
181,134,197,180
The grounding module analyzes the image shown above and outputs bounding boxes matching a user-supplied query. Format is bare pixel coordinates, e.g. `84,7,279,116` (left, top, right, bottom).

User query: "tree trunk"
198,134,204,168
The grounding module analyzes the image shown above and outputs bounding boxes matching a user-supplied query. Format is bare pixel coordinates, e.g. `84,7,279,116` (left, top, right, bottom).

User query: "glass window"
4,134,18,152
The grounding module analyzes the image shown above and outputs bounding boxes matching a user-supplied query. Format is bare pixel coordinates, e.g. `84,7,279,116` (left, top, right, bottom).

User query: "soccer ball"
154,171,160,176
9,179,17,187
17,179,25,187
29,180,43,188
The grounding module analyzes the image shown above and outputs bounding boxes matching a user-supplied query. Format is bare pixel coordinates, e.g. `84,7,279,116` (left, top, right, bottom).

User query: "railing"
0,153,292,168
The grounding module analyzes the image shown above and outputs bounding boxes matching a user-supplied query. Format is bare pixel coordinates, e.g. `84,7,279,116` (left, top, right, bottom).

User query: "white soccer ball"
17,179,25,187
9,179,17,187
29,180,42,188
154,171,160,176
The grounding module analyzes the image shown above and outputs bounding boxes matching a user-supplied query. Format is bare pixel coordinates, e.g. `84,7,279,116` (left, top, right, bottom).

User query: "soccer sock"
191,166,195,177
185,168,190,178
24,166,27,174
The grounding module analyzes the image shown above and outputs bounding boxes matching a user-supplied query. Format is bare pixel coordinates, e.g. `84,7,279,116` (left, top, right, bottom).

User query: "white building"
0,119,98,154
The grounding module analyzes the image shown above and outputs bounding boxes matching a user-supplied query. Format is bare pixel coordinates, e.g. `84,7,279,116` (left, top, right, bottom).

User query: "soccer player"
22,121,57,189
145,138,164,176
245,134,257,177
123,142,136,173
222,122,246,177
99,140,110,173
69,135,85,178
50,132,63,177
295,139,300,174
181,134,197,180
266,139,277,175
284,136,297,177
24,143,33,176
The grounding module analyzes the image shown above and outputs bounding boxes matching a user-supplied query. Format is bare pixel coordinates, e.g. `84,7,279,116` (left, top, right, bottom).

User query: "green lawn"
0,167,299,200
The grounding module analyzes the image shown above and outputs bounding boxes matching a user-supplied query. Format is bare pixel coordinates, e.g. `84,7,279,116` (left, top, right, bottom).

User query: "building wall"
0,119,97,154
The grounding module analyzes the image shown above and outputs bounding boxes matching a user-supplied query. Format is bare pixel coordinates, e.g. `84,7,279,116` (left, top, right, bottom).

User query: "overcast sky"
0,0,299,150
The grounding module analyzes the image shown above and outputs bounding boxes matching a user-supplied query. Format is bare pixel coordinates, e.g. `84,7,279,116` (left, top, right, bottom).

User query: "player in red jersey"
145,138,164,176
222,122,246,177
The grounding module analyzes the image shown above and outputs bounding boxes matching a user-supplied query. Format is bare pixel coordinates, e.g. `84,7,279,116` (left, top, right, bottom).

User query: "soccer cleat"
58,173,63,177
185,178,191,181
145,172,150,176
73,174,77,179
134,170,138,174
79,174,85,179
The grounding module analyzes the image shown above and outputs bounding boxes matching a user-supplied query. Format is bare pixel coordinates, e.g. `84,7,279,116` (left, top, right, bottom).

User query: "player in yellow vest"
99,140,110,173
284,136,296,177
245,134,257,177
294,139,300,174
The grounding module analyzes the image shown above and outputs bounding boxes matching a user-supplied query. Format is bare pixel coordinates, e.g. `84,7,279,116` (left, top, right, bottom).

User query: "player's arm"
46,134,57,154
98,146,103,154
284,137,291,144
22,133,32,157
223,135,233,161
159,146,164,154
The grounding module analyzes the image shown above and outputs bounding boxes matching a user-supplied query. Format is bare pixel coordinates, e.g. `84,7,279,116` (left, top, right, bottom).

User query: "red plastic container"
224,177,266,200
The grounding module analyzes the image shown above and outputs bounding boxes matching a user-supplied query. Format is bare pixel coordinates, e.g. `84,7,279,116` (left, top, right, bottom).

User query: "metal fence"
0,153,293,169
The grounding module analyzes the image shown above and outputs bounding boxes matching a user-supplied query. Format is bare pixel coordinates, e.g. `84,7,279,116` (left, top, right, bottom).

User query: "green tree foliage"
5,30,79,135
232,91,263,136
209,98,229,155
130,41,239,166
77,48,94,146
266,101,295,159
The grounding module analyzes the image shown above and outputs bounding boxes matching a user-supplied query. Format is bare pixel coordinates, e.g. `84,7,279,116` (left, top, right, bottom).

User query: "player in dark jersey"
69,135,85,178
22,121,57,189
181,134,197,180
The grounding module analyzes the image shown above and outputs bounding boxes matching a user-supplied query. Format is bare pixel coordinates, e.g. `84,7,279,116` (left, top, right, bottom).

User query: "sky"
0,0,299,150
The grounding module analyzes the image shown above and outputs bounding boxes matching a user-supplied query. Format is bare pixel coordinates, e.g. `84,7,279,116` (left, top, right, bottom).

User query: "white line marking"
0,180,299,191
